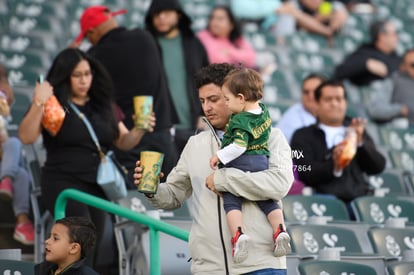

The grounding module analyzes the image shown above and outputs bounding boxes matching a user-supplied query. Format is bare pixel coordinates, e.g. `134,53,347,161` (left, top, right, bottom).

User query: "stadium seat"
387,261,414,275
298,260,377,275
0,259,35,275
288,224,363,256
0,249,21,260
351,196,414,225
388,149,414,173
368,227,414,259
368,168,409,196
27,157,53,263
7,68,42,86
287,222,387,274
282,195,351,224
378,126,414,151
265,101,293,126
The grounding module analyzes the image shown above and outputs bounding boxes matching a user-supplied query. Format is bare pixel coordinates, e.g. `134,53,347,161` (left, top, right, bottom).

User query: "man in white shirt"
277,73,326,143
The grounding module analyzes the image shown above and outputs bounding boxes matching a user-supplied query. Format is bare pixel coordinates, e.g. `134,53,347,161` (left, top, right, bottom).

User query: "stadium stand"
1,0,413,274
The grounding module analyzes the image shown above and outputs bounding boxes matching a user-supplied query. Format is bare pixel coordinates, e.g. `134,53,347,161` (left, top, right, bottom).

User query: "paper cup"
133,96,153,129
138,151,164,194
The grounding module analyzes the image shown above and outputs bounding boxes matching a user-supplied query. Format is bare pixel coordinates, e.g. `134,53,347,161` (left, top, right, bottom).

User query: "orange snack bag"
41,95,65,136
338,128,357,169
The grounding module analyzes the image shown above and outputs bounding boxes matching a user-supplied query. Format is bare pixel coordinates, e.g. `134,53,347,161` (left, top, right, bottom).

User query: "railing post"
149,228,161,275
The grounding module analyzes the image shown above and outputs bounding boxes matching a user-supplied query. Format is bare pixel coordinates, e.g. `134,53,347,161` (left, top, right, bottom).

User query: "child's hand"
210,155,219,170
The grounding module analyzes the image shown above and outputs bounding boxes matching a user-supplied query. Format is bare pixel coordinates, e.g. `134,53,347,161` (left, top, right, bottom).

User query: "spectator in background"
291,80,386,207
277,73,327,143
18,48,154,274
35,217,99,275
74,5,179,178
197,6,256,68
367,48,414,127
333,19,401,86
338,0,375,13
231,0,334,43
145,0,209,156
0,64,34,246
298,0,349,36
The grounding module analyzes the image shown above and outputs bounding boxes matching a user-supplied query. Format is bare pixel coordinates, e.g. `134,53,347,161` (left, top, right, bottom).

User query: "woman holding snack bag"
18,48,155,274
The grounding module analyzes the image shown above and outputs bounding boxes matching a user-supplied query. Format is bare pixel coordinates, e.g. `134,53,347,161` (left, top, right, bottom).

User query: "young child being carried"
210,67,291,263
35,216,99,275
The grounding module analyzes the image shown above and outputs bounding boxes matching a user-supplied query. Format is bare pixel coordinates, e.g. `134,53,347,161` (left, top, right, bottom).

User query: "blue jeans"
242,268,287,275
1,137,31,216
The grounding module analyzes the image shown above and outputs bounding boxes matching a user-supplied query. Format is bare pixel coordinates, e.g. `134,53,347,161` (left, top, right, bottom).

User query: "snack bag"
338,128,357,169
41,95,65,136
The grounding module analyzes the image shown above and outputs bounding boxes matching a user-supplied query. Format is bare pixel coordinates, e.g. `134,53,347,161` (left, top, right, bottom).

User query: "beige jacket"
148,125,293,275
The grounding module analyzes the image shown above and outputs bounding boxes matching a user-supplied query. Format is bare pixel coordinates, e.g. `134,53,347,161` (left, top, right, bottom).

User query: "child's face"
45,224,76,264
222,85,244,114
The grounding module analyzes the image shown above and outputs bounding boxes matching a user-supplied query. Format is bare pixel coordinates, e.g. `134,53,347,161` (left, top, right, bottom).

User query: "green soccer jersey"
221,103,271,157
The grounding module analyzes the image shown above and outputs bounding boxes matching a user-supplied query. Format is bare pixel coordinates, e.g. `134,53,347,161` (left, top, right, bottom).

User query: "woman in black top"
19,48,154,274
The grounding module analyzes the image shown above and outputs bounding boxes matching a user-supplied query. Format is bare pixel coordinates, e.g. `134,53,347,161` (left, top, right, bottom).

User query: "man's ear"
237,93,245,101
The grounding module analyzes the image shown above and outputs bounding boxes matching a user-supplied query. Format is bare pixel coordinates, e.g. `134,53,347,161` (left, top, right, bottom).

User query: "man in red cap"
75,6,126,44
75,5,179,181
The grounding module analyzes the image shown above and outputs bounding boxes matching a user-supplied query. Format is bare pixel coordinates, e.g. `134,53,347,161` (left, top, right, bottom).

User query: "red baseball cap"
76,5,127,43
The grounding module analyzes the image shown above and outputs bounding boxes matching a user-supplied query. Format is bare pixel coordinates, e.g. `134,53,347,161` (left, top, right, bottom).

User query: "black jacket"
144,0,209,130
35,259,99,275
333,43,401,86
88,27,179,131
290,119,386,203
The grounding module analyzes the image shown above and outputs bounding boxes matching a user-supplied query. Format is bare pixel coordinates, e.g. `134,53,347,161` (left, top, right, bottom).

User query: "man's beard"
156,23,179,36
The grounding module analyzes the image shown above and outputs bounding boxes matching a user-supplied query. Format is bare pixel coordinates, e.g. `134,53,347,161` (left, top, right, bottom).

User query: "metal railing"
54,188,189,275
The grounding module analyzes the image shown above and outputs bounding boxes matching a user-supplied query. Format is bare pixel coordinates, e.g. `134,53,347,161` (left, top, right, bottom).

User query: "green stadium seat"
0,259,35,275
368,168,408,196
368,227,414,259
351,196,414,225
387,261,414,275
378,126,414,151
282,195,351,223
288,224,362,256
298,260,377,275
388,149,414,173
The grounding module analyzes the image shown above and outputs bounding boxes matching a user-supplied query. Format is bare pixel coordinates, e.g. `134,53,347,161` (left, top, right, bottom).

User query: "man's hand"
205,173,221,196
333,141,352,170
134,160,164,198
349,117,367,145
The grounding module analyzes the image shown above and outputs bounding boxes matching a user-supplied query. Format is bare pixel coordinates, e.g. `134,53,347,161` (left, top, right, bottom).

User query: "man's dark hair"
302,73,328,90
314,79,347,101
56,216,97,259
369,19,388,44
194,63,236,89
